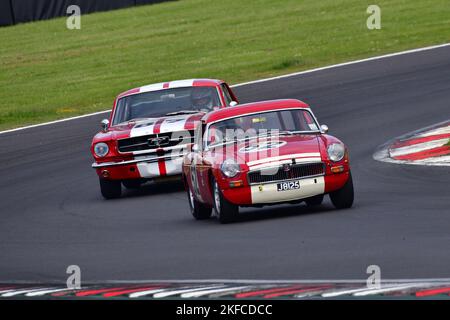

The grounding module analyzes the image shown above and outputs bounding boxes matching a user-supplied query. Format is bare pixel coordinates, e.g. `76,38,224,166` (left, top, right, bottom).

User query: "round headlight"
327,143,345,162
94,142,109,157
221,159,240,178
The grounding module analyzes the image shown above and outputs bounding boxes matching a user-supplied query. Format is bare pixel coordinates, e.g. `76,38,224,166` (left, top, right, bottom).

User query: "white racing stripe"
158,116,189,134
169,79,195,88
389,139,449,157
247,153,321,167
249,157,321,170
153,285,226,299
1,43,449,136
136,161,160,178
129,119,158,137
139,82,165,94
180,286,249,298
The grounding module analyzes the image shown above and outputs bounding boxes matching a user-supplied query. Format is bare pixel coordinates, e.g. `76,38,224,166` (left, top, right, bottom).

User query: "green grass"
0,0,449,130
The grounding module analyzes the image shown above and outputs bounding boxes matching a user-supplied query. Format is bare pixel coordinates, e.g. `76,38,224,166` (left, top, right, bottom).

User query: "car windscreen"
206,109,319,146
112,86,221,125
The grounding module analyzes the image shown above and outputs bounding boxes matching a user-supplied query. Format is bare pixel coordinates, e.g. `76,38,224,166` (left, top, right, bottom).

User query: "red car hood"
105,113,204,140
212,135,322,167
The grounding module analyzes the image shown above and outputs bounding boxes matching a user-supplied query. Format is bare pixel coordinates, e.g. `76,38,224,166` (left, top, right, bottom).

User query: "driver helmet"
191,87,214,110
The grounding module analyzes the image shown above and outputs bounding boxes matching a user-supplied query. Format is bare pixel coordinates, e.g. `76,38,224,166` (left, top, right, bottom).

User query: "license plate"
277,180,300,192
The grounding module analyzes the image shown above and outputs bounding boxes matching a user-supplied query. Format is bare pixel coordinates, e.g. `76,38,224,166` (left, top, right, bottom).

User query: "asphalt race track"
1,46,449,283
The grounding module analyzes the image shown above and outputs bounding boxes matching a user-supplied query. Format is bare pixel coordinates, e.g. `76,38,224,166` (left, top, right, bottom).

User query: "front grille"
247,162,325,184
118,130,194,153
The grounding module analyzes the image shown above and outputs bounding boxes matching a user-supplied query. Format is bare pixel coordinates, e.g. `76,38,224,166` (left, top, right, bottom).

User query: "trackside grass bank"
1,0,449,130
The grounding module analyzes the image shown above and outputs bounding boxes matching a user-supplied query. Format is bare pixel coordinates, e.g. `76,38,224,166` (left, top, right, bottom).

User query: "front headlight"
327,143,345,162
221,159,240,178
94,142,109,157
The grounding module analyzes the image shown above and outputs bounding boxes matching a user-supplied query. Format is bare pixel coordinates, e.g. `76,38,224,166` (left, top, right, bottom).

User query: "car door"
195,123,215,205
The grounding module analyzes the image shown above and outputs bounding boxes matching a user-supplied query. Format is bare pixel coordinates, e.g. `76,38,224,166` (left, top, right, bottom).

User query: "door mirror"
320,124,329,134
192,144,199,152
229,101,238,107
100,119,109,132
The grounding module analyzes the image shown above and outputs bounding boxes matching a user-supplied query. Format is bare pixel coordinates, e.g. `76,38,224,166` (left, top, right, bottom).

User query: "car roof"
203,99,310,123
117,79,225,99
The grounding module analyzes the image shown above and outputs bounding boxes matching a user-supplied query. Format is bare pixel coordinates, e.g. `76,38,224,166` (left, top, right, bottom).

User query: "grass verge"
1,0,450,130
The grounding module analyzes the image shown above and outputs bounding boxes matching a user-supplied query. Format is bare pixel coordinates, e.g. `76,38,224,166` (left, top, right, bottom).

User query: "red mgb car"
183,99,354,223
91,79,238,199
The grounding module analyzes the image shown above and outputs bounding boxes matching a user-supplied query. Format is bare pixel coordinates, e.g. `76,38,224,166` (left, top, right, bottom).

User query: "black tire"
122,180,143,189
212,178,239,224
305,194,324,207
329,172,354,209
187,187,212,220
99,178,122,199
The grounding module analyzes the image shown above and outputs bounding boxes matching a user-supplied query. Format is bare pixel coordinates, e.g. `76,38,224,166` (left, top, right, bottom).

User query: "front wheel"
212,179,239,224
188,187,212,220
329,172,354,209
99,178,122,199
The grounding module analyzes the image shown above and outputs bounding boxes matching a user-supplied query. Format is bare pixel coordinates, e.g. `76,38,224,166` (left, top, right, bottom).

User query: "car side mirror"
101,119,109,132
320,124,329,134
229,101,238,107
192,144,199,152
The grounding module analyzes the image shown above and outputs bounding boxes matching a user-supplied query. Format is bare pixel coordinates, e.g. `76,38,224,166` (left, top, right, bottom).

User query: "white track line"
1,43,449,136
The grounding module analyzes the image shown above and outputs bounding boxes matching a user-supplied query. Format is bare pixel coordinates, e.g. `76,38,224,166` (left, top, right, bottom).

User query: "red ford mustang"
183,99,354,223
91,79,238,199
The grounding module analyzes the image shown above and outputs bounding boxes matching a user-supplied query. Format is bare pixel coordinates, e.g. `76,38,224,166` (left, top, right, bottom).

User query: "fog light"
101,170,110,178
330,165,344,173
229,180,243,188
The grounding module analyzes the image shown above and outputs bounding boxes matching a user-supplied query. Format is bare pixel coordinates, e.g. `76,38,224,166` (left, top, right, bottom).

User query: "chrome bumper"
92,154,183,169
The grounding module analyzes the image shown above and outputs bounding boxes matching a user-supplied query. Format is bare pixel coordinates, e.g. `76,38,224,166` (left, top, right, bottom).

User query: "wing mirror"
229,101,238,107
192,144,199,152
100,119,109,132
320,124,329,134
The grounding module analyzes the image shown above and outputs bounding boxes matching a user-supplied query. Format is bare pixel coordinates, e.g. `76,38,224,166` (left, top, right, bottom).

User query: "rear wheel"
99,178,122,199
329,172,354,209
187,187,212,220
305,194,324,207
212,179,239,224
122,180,143,189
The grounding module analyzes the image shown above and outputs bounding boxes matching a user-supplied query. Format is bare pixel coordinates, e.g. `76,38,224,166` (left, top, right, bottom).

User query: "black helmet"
191,87,213,109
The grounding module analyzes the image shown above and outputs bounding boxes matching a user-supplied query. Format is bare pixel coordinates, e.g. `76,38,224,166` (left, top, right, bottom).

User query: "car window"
112,86,221,125
206,109,319,146
221,84,233,106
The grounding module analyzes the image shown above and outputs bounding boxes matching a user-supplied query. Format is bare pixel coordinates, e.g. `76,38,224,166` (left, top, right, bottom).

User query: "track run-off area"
0,45,449,283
